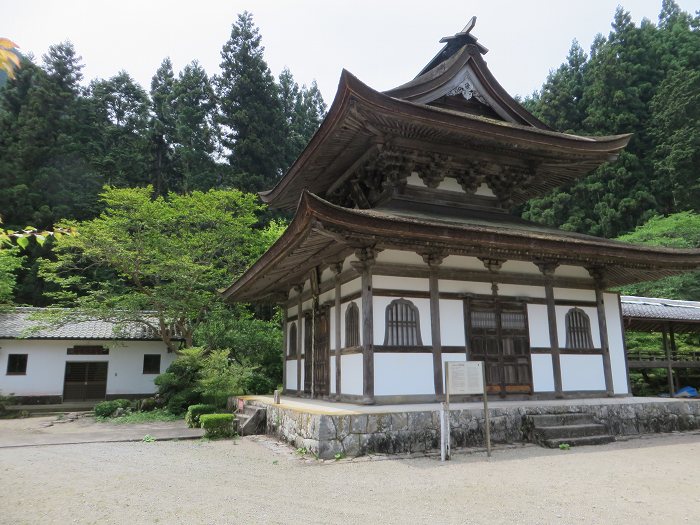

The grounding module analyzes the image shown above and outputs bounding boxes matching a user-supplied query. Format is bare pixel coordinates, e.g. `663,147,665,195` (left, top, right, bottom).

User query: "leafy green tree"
616,212,700,300
39,186,285,352
170,61,219,192
216,11,285,192
149,58,176,196
0,246,22,305
197,349,253,407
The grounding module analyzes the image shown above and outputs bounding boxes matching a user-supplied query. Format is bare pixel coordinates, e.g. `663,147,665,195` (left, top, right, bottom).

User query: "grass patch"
97,408,182,425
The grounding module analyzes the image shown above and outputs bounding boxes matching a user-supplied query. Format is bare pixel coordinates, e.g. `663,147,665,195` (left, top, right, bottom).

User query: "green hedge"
94,399,131,418
199,413,235,438
185,404,218,428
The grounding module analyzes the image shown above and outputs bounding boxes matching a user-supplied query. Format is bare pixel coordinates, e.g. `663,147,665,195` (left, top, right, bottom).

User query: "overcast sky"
5,1,699,103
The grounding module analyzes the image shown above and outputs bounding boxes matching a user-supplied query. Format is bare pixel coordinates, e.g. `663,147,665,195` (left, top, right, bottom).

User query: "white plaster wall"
329,355,336,393
475,183,495,197
341,354,363,395
498,284,546,299
376,249,425,266
442,353,467,392
341,300,361,347
441,256,485,271
560,355,606,391
299,358,305,388
499,260,541,275
439,279,492,295
604,292,629,395
555,265,592,279
301,299,313,312
436,177,464,193
553,288,596,301
439,299,465,346
405,172,423,187
527,304,550,347
287,305,298,319
373,296,432,346
373,275,428,291
0,339,174,397
374,353,434,395
341,277,362,297
285,360,297,391
556,305,601,349
531,354,555,392
318,289,334,305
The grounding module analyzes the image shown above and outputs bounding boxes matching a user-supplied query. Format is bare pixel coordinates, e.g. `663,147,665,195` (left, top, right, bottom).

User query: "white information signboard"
440,360,491,461
446,361,483,395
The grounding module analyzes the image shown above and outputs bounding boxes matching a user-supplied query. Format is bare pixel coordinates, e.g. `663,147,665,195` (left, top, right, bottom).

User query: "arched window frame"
383,298,423,346
565,308,594,349
288,322,297,357
345,302,360,348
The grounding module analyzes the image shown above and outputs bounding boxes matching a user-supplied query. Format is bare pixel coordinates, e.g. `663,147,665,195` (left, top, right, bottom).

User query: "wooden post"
351,247,376,404
537,261,563,398
282,307,288,393
423,252,445,398
333,262,343,400
295,284,304,396
588,268,614,396
663,323,674,397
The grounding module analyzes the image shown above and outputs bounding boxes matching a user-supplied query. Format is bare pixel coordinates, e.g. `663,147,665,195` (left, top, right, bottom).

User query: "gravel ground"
1,432,699,525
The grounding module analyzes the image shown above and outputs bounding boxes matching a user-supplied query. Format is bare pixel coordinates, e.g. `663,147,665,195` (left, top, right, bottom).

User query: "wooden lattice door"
63,362,108,401
313,307,330,397
465,300,532,395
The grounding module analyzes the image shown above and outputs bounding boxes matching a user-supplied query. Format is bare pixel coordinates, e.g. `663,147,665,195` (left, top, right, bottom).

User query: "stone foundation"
240,398,700,460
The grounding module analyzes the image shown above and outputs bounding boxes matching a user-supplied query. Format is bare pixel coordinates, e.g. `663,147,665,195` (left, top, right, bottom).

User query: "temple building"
224,19,700,404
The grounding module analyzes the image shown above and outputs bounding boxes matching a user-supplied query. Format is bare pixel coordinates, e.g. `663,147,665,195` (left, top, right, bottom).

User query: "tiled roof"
0,308,164,340
621,296,700,322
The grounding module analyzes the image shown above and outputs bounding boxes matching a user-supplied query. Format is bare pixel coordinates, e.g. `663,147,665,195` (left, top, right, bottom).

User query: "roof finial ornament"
439,16,477,43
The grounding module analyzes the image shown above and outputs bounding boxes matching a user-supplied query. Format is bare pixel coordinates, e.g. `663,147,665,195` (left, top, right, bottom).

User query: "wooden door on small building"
313,306,330,397
63,362,108,401
465,299,532,395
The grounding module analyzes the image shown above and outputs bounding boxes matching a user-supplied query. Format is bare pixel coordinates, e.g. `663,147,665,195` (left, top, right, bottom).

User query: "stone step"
534,423,609,440
543,435,615,448
234,406,266,436
527,413,595,427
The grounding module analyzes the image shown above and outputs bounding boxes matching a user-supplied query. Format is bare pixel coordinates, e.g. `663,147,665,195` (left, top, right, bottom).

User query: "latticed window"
345,303,360,347
384,299,422,346
288,323,297,356
565,308,594,349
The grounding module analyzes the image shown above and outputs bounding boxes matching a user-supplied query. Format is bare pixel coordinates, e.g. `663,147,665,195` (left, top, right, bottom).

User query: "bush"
197,350,252,407
94,399,131,418
185,404,218,428
199,413,235,438
166,388,200,415
139,397,157,412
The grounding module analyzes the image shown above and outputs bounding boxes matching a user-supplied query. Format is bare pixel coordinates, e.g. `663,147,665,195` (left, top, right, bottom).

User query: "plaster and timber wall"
0,339,175,402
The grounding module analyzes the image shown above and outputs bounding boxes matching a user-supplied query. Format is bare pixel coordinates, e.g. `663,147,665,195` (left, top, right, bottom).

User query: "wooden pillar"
669,323,678,393
662,323,674,397
351,247,376,404
282,307,288,393
423,252,445,397
332,262,343,400
588,267,614,397
295,284,304,396
537,261,563,398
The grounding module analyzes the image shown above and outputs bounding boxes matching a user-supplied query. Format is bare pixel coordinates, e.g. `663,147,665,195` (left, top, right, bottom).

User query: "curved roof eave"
260,70,632,208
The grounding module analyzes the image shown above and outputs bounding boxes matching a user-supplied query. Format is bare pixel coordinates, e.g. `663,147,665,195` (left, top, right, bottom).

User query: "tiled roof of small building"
621,296,700,322
0,307,164,340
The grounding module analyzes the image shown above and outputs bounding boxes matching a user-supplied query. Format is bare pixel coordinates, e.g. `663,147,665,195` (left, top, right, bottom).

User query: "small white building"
0,308,177,404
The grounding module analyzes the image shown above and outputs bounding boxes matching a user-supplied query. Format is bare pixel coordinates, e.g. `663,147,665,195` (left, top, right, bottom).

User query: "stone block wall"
244,398,700,460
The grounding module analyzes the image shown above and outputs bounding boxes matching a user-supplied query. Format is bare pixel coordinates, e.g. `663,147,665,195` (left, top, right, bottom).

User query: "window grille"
345,303,360,347
565,308,594,349
384,299,422,346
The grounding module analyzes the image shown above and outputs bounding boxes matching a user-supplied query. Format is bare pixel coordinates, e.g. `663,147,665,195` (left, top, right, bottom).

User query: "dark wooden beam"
588,267,614,396
351,246,376,404
537,261,563,398
333,263,343,400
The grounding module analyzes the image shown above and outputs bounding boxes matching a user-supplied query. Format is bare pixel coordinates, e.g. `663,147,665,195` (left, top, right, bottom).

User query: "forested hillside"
0,12,325,231
522,2,699,238
1,4,699,308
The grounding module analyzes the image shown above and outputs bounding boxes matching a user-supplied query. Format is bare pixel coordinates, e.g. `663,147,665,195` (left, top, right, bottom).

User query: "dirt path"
1,431,699,524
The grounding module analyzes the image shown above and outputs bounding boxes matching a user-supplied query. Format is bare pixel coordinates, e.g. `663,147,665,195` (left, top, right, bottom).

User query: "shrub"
197,350,252,407
185,404,218,428
166,388,200,415
139,397,157,412
94,399,131,418
0,391,15,416
199,413,235,438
